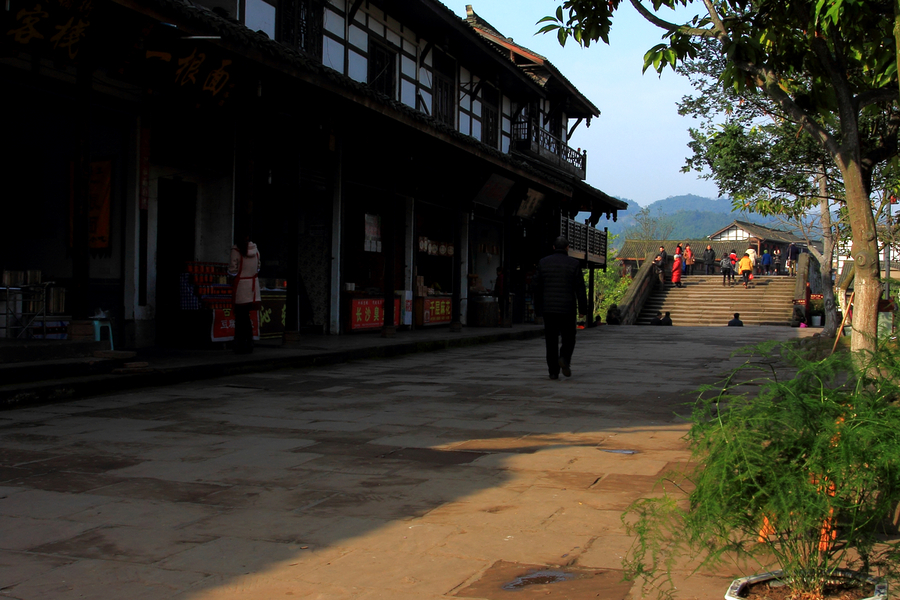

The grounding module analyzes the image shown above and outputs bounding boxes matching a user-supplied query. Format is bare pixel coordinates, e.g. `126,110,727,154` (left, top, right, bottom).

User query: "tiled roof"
464,6,600,117
616,239,789,261
709,220,806,243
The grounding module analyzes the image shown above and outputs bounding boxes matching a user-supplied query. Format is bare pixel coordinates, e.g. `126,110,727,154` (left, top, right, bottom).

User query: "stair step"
637,275,797,327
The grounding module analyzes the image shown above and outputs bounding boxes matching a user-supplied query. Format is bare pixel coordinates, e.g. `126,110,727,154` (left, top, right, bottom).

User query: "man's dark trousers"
543,312,576,378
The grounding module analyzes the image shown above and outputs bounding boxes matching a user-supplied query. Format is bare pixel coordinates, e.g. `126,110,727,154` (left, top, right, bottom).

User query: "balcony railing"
560,216,607,267
512,120,586,179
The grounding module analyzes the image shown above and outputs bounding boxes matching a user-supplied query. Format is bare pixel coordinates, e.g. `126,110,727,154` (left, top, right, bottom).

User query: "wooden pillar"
381,198,397,337
450,207,463,332
500,207,512,327
68,63,94,340
284,152,302,339
234,121,255,239
588,266,596,326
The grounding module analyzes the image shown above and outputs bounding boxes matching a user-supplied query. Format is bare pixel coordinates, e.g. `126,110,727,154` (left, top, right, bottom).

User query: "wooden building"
1,0,621,346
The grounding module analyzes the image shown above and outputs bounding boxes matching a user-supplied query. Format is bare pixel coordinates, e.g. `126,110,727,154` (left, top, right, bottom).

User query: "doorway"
156,179,197,345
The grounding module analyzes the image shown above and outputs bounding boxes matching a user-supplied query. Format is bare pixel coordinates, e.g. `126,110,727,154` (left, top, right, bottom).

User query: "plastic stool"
92,320,114,350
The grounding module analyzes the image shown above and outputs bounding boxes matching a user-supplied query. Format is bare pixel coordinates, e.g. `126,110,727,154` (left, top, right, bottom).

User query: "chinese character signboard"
211,308,260,342
259,293,286,340
68,160,111,250
4,0,94,62
420,297,452,325
143,42,238,108
349,298,401,331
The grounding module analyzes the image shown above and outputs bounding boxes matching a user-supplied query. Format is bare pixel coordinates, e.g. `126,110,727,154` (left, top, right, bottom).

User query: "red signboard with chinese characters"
211,308,259,342
349,298,401,331
420,297,452,325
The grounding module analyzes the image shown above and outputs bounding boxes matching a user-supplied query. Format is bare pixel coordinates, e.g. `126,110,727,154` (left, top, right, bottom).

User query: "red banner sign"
421,297,452,325
211,308,259,342
349,298,400,331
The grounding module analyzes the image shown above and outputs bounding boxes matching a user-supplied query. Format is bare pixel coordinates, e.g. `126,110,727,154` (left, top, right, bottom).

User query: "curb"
0,327,545,410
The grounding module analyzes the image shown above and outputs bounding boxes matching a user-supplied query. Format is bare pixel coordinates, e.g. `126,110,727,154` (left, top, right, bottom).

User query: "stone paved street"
0,326,812,599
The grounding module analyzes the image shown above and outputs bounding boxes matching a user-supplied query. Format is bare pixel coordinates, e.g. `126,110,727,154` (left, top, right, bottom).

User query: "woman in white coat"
228,235,261,354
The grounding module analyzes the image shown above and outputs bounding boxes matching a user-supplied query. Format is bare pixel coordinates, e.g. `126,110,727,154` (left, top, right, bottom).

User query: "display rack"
181,262,232,310
1,282,51,339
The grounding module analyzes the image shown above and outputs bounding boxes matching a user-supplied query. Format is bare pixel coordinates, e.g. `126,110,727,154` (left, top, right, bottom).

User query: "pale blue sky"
450,1,722,207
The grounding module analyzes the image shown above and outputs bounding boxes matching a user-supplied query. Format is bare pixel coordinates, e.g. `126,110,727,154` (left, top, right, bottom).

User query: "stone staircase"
636,274,797,326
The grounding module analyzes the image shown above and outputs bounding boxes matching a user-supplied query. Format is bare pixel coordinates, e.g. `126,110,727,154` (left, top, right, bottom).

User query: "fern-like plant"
623,341,900,600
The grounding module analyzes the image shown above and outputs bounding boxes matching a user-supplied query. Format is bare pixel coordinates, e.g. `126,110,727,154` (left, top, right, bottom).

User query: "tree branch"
857,88,899,111
700,0,727,35
628,0,719,38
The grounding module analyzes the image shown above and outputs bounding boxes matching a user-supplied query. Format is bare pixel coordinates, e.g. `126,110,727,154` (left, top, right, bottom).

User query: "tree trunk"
843,170,881,355
817,171,839,338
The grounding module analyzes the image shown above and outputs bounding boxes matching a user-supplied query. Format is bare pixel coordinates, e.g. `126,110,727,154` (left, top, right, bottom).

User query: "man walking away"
761,250,773,275
720,254,733,287
534,236,588,380
728,313,744,326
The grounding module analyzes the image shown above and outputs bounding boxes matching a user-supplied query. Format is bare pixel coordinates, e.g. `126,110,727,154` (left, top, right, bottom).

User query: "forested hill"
596,194,778,243
643,194,737,214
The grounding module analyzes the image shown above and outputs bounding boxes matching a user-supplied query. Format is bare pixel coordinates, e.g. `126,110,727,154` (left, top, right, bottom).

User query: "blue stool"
92,319,113,350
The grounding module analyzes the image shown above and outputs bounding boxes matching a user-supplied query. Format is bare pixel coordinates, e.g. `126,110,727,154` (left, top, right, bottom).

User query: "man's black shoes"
558,358,571,377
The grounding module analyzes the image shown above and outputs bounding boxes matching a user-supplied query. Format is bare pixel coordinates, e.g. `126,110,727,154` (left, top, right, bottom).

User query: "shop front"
413,201,456,327
341,189,409,333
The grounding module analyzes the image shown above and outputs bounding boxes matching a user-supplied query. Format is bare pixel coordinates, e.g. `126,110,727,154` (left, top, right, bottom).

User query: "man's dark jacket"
534,249,588,315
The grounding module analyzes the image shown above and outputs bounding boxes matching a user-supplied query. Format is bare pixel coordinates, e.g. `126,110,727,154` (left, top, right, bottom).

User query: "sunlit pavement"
0,326,813,600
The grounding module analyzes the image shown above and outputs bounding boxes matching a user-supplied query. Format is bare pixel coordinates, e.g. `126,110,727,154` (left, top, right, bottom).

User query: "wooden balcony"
560,216,607,267
512,120,586,179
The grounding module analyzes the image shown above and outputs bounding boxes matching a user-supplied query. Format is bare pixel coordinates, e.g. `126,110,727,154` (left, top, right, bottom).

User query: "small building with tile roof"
616,221,815,276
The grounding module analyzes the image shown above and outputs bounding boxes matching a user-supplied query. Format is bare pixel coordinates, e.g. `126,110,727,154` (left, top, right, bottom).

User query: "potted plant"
623,341,900,600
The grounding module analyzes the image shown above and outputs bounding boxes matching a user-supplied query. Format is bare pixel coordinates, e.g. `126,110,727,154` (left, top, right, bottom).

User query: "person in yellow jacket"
738,253,754,288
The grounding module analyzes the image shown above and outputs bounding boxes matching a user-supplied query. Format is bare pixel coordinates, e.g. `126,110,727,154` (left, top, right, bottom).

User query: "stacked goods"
414,276,430,297
184,262,232,309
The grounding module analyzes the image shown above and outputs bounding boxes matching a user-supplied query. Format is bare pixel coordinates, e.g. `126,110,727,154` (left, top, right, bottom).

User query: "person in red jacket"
228,233,261,354
672,253,683,288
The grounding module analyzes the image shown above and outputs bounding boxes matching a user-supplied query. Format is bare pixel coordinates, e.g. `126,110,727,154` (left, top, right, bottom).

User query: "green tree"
624,206,675,240
676,43,848,337
539,0,900,354
588,234,632,320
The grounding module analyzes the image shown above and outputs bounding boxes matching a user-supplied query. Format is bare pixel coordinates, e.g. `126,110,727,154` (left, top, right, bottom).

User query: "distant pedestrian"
702,244,716,275
650,311,663,326
606,304,622,325
661,311,673,326
773,248,782,275
652,246,667,289
728,312,744,327
534,236,588,380
787,244,800,276
746,246,758,273
672,254,683,288
228,233,261,354
739,253,754,288
761,250,773,275
720,254,733,286
684,244,695,275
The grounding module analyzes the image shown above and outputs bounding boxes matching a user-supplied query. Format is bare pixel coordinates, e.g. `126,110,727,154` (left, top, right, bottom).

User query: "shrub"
624,342,900,600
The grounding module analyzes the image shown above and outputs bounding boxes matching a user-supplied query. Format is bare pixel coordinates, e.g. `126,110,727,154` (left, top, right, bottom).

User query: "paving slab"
0,326,815,599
